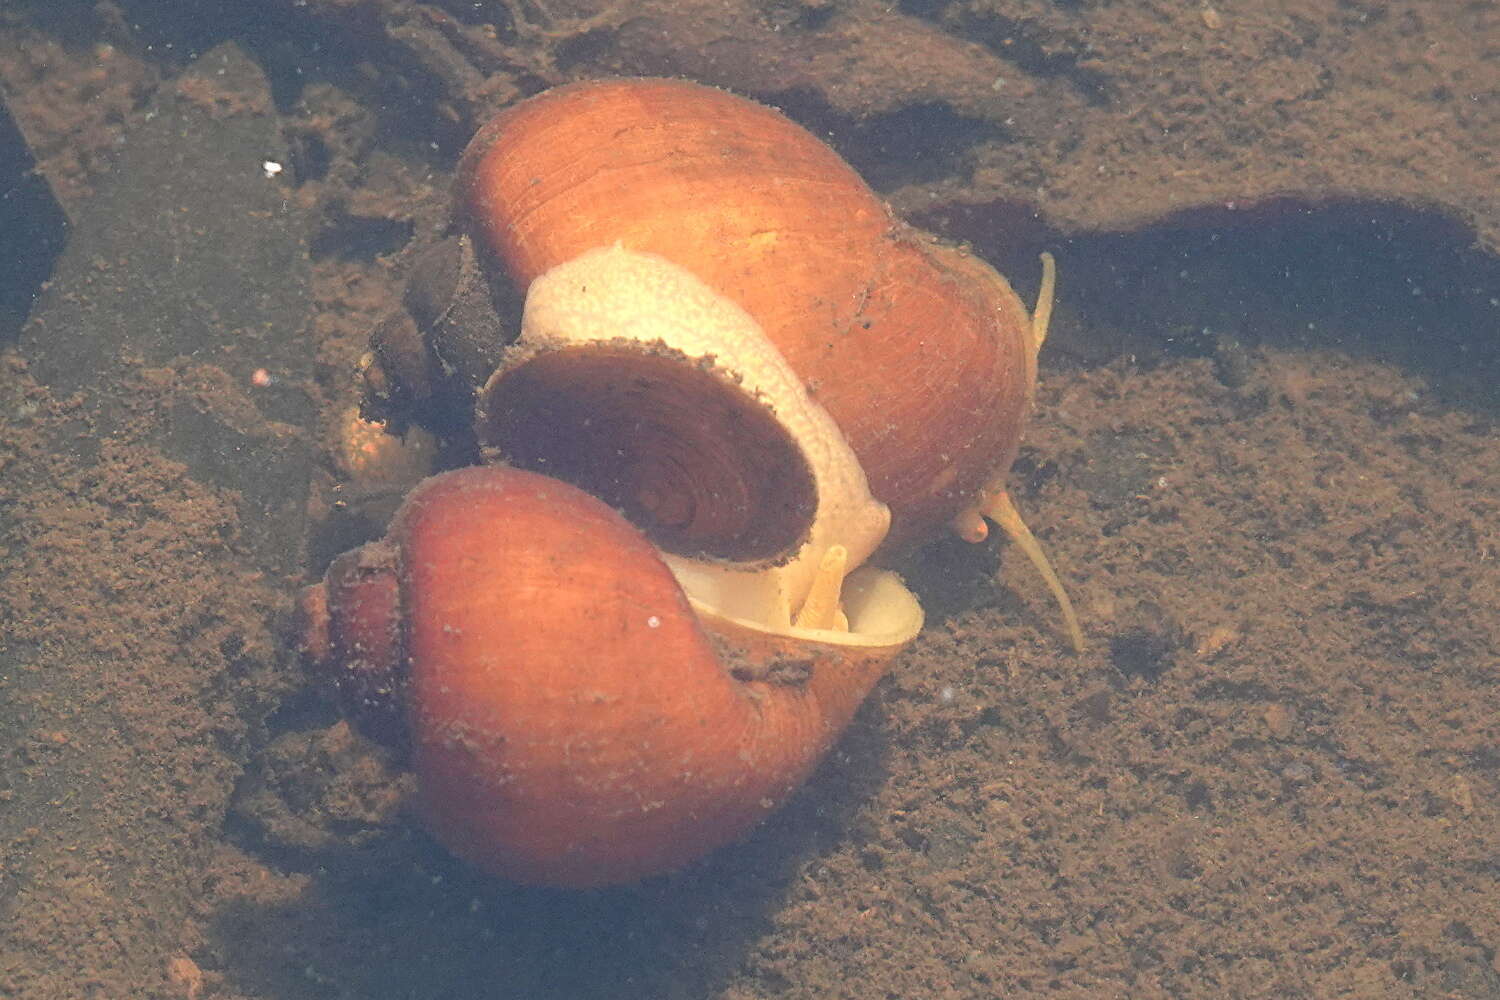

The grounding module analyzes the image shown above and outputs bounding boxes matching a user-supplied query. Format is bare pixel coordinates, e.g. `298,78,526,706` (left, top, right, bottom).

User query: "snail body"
307,77,1079,887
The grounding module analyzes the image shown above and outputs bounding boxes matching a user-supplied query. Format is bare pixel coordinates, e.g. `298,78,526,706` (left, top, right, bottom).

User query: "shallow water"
1,2,1497,998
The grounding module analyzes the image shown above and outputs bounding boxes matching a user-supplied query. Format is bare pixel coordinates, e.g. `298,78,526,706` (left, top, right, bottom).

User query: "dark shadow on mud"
921,197,1500,417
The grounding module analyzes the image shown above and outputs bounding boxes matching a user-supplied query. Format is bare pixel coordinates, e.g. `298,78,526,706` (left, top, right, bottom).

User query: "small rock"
1262,703,1294,739
1281,762,1314,784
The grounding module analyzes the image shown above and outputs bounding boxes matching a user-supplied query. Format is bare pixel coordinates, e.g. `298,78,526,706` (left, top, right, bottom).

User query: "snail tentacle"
1031,252,1058,354
951,251,1080,652
984,490,1086,655
793,544,850,632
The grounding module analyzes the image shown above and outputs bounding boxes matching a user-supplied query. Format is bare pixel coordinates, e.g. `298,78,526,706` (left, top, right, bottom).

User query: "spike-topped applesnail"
304,77,1080,888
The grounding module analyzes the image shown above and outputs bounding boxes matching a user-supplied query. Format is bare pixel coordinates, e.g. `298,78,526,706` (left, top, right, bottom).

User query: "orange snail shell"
299,466,921,888
455,76,1040,559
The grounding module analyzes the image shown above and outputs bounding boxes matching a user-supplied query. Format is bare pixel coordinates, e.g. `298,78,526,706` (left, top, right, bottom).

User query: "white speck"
262,160,283,178
939,685,956,704
646,615,661,629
